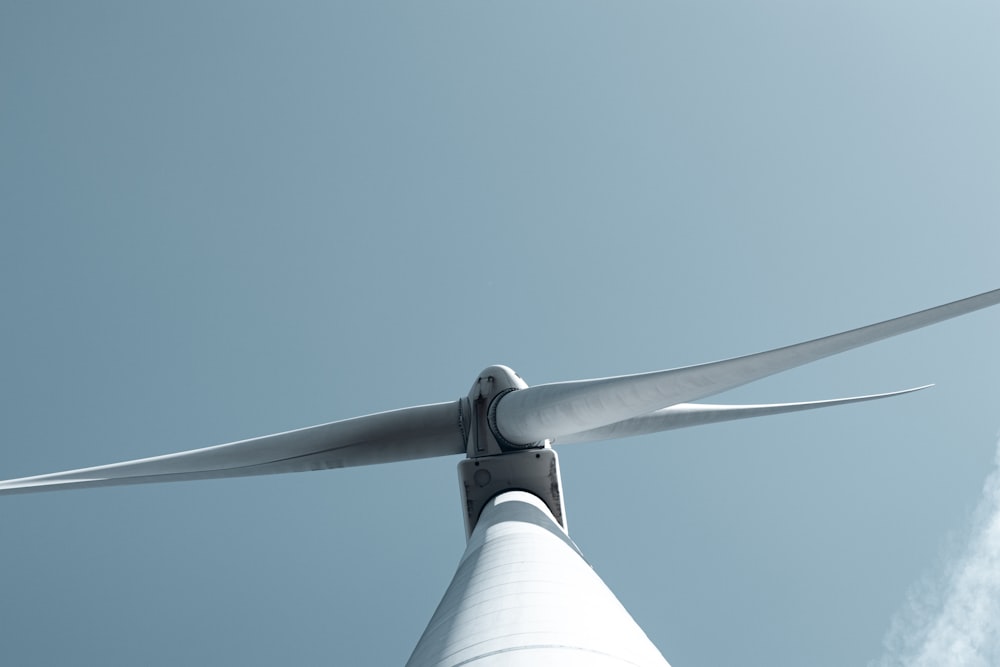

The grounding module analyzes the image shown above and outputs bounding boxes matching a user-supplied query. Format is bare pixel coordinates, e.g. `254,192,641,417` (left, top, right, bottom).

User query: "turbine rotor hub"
464,365,539,458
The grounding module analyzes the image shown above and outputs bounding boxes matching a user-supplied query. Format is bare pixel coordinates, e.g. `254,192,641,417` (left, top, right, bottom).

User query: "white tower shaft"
406,490,671,666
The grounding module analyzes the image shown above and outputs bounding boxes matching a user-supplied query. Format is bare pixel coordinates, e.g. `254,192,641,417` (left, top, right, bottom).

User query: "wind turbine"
3,288,999,666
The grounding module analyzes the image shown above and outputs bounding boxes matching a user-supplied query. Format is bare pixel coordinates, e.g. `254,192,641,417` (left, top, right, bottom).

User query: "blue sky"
2,2,999,665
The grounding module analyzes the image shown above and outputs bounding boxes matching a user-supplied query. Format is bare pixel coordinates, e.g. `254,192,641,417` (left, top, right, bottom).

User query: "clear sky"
2,2,999,666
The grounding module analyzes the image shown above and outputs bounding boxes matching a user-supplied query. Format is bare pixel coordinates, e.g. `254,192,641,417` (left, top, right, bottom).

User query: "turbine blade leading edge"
0,401,465,495
495,288,1000,445
554,385,932,445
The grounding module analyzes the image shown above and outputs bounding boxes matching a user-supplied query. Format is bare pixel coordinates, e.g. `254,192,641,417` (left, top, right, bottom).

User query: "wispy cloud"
874,436,1000,667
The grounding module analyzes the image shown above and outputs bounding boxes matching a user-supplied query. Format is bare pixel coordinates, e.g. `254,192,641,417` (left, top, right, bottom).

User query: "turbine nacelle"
459,365,565,537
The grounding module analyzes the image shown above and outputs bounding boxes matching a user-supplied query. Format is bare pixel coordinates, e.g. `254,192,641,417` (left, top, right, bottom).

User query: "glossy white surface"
0,401,464,494
556,385,931,444
407,491,670,667
495,288,1000,445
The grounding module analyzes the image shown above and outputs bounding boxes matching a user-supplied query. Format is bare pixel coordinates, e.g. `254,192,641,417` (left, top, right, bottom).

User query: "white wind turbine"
3,288,1000,666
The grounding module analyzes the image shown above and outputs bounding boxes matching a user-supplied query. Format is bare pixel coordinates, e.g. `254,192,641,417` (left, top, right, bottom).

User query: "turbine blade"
0,401,465,495
496,288,1000,445
555,385,931,445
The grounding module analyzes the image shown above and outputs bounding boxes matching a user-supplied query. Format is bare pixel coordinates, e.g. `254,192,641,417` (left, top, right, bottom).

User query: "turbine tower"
3,288,1000,665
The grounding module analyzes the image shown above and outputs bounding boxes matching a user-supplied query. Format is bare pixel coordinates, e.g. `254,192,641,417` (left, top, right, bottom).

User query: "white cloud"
874,437,1000,667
